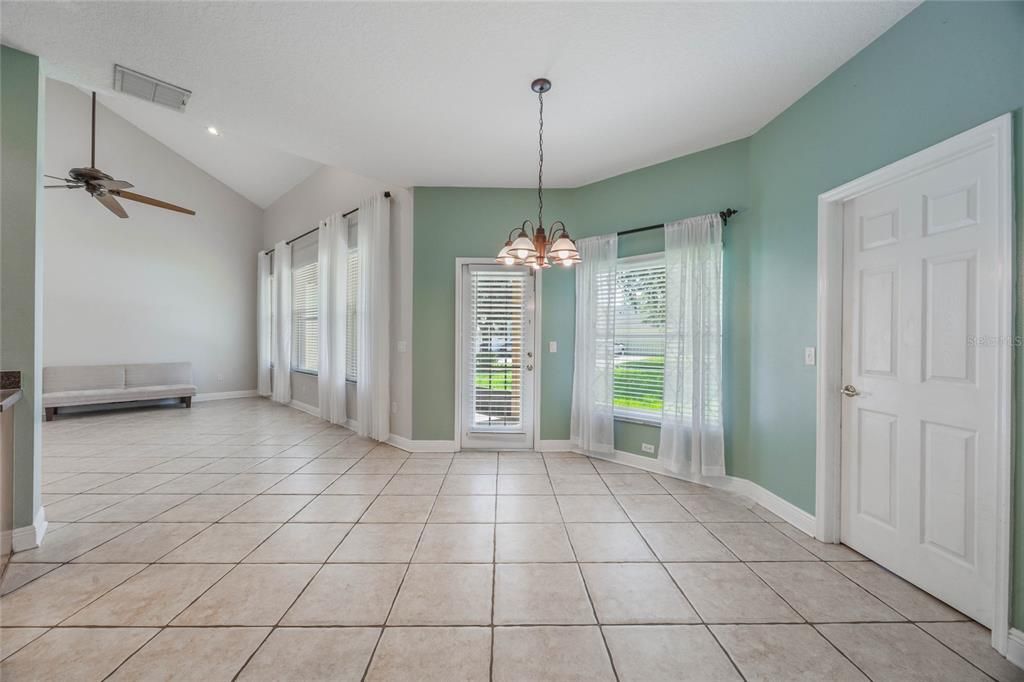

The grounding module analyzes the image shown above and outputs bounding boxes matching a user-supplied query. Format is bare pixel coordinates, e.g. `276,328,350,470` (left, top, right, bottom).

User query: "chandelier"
496,78,581,269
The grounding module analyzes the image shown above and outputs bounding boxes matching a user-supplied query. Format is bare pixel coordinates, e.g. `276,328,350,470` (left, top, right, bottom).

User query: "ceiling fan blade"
110,190,195,216
95,192,128,218
92,179,134,190
44,174,74,182
45,184,84,189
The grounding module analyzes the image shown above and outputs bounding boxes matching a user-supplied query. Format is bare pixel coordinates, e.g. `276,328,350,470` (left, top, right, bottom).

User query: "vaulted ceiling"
2,1,918,205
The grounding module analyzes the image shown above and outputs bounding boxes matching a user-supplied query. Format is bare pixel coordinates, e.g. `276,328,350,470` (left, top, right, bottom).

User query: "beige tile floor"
1,398,1019,681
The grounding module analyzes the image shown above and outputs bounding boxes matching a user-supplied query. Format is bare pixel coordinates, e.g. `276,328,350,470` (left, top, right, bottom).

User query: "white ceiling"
2,1,917,195
96,92,321,208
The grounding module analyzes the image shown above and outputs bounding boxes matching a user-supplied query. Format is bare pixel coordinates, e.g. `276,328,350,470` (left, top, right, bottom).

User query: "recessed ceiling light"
207,126,220,136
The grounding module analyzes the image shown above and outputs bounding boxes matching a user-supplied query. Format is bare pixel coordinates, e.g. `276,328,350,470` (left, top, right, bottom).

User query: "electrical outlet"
641,443,655,454
549,341,557,353
397,341,407,353
391,401,398,414
804,347,816,366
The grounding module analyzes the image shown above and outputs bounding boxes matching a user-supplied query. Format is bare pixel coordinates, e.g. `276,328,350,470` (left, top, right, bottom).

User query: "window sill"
614,413,661,427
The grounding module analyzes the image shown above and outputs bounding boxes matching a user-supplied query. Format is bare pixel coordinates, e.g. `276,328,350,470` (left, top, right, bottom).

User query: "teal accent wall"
740,0,1024,519
412,188,577,441
1,45,45,528
413,139,749,452
413,1,1024,624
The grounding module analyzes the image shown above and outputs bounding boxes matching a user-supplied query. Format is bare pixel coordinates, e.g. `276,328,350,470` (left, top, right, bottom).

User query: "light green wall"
1,45,45,528
412,188,577,441
740,0,1024,517
412,1,1024,624
571,138,752,460
413,139,749,451
737,0,1024,619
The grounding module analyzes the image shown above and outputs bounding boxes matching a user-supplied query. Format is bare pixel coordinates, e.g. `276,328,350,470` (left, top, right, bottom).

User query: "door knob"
840,384,860,397
526,364,534,371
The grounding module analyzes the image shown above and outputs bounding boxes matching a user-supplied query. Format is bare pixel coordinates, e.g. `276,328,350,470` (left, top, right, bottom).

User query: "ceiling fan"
45,92,196,219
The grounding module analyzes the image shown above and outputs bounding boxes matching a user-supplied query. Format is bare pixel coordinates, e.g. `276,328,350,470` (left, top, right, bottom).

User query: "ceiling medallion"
496,78,580,269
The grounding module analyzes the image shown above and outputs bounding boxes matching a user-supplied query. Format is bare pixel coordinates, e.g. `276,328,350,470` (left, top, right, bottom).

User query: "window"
610,255,667,422
346,240,359,381
468,268,527,428
292,237,319,373
268,256,276,368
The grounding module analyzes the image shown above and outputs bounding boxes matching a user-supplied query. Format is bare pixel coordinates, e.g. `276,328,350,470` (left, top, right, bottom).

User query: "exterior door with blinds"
459,263,535,450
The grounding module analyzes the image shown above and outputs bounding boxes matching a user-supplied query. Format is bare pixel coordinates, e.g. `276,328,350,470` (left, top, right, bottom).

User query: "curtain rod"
617,208,739,236
265,191,391,253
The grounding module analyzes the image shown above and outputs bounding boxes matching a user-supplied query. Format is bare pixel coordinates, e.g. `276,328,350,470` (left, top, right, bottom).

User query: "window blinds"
611,256,667,420
290,233,320,374
292,260,320,372
469,269,527,428
346,245,360,381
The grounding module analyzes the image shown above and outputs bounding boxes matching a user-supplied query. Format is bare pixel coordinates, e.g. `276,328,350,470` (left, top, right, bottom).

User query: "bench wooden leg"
45,407,56,422
181,397,192,409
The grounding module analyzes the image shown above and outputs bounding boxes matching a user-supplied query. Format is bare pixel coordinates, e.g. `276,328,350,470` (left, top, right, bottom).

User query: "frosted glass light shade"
495,241,518,265
510,235,537,260
548,236,580,264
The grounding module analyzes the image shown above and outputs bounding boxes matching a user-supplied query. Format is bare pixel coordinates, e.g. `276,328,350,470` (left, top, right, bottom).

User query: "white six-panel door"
840,141,1000,626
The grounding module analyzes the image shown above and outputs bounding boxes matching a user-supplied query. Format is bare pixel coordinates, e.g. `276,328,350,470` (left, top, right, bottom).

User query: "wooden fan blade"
95,192,128,218
93,179,134,190
110,189,195,215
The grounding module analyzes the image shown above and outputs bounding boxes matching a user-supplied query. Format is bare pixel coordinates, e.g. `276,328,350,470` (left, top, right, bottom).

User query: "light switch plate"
549,341,558,353
804,347,816,366
397,341,408,353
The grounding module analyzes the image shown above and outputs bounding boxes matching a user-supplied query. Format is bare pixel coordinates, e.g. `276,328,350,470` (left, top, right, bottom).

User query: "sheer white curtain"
658,213,724,476
356,193,391,441
317,212,349,424
570,234,618,455
271,240,292,404
256,250,272,397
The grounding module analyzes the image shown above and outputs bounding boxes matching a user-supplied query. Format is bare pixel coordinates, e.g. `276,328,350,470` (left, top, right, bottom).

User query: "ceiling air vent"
113,64,191,111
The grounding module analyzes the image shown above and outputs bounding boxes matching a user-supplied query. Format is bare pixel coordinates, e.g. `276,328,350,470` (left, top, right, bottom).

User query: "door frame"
814,113,1013,653
453,257,543,451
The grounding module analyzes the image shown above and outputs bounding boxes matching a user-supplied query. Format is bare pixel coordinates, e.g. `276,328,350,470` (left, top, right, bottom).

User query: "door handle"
526,364,534,371
840,384,860,397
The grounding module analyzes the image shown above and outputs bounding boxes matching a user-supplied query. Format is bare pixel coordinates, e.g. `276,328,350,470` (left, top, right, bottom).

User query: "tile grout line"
547,454,620,681
8,404,1001,680
112,420,362,680
62,421,361,680
355,446,441,682
596,465,725,678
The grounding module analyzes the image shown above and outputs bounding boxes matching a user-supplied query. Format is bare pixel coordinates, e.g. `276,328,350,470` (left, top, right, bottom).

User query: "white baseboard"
289,399,319,417
579,447,817,536
537,439,576,452
717,475,817,536
1005,629,1024,669
194,390,257,402
388,434,457,453
12,506,47,552
283,402,367,438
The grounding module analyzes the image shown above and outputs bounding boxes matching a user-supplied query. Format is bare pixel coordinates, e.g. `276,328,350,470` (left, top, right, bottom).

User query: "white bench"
42,362,197,421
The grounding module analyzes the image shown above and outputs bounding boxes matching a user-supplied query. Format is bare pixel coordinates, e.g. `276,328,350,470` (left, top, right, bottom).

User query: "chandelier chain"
537,90,544,230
